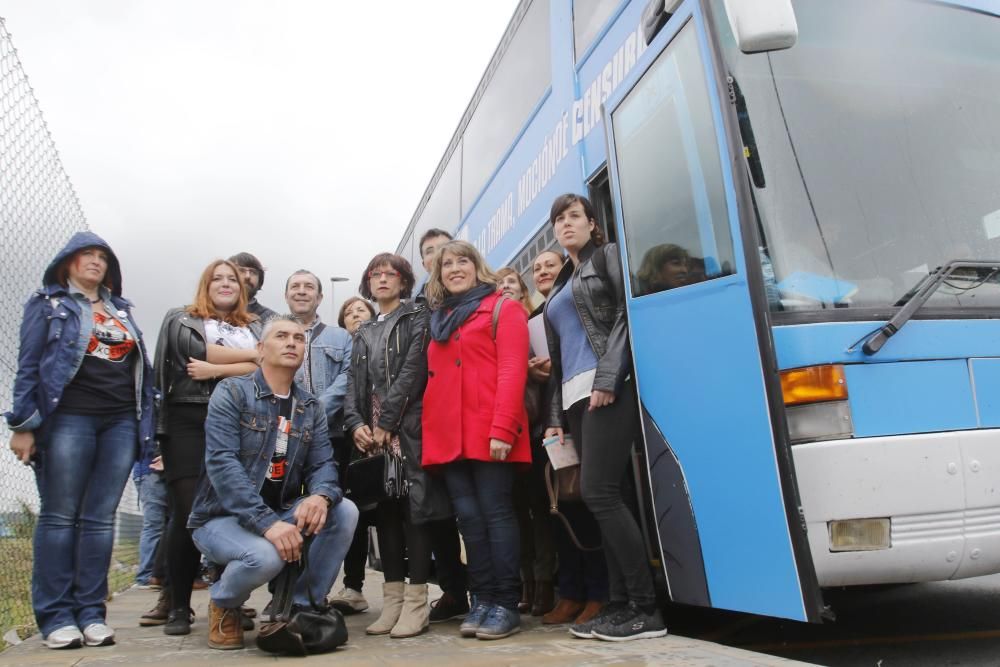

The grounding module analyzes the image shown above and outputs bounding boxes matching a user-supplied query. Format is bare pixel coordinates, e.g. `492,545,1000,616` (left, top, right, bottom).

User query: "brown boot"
518,579,535,613
542,598,585,624
574,600,604,625
139,588,170,626
531,581,555,616
208,600,244,650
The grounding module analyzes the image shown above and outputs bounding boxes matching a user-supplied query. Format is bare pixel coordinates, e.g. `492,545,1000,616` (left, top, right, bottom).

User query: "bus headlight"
829,518,891,551
780,365,854,444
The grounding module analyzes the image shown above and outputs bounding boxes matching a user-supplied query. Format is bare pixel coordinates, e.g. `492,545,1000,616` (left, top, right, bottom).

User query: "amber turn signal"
780,365,847,406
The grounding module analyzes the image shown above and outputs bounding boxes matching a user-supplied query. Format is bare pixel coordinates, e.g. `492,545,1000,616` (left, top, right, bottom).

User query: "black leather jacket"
152,307,262,436
343,300,451,524
543,241,631,428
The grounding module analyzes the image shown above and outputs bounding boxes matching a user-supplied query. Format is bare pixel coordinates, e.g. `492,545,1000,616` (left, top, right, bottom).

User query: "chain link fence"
0,17,143,647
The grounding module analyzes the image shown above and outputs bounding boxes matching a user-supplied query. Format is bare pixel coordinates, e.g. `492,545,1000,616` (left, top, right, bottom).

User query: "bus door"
602,1,823,622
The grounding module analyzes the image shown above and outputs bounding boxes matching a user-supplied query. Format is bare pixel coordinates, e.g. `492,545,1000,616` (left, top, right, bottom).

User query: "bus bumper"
793,429,1000,587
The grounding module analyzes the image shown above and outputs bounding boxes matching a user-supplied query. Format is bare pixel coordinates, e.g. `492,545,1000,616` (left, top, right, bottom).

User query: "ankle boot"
390,583,430,638
518,579,535,613
366,581,405,635
531,581,555,616
139,587,171,626
207,600,244,650
542,598,585,625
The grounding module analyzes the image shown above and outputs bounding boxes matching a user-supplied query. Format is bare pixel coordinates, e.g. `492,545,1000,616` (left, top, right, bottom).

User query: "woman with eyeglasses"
343,253,452,638
5,231,156,649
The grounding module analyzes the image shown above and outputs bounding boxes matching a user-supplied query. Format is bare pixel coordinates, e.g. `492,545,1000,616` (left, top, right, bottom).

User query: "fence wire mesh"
0,17,142,647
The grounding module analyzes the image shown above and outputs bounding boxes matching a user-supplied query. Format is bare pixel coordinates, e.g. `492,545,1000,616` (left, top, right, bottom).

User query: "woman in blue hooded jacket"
4,231,155,650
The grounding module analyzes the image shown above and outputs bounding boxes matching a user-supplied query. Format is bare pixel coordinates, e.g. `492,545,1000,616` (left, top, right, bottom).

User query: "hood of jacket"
42,230,123,297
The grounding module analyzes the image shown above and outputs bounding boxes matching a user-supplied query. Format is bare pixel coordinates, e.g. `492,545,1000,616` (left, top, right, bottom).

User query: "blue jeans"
443,461,520,609
32,411,137,636
134,472,168,584
192,498,359,609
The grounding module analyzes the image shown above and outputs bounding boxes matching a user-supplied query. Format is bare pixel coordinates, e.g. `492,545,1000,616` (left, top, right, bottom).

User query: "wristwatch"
319,494,334,507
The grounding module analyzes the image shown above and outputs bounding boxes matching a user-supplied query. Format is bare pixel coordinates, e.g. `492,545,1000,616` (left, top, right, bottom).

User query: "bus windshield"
714,0,1000,317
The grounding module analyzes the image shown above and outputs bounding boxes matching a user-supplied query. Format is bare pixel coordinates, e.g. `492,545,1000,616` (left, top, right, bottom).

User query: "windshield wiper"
861,259,1000,355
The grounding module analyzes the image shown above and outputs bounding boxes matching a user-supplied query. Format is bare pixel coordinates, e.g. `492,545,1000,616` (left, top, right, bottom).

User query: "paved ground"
1,570,814,666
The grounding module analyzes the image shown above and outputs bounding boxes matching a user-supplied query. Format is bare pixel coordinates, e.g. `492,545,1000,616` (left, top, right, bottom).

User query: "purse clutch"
346,451,408,507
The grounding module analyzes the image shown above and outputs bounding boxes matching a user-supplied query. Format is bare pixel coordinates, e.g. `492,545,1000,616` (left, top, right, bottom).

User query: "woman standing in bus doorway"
497,267,556,618
543,194,667,641
153,259,260,636
422,241,531,640
5,231,155,649
343,253,452,638
328,295,378,615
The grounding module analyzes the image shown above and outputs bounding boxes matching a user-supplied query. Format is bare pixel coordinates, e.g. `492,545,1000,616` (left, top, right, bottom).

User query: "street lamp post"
329,276,349,324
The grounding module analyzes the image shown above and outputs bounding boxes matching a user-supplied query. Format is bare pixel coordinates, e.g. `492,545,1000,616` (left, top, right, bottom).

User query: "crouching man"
188,315,359,650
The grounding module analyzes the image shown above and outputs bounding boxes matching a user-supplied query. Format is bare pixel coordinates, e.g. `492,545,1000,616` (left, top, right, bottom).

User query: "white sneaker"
44,625,83,649
82,623,116,646
329,586,369,613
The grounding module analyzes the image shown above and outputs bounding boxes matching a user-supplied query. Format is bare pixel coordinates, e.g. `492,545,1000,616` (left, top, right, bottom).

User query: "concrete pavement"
1,570,816,666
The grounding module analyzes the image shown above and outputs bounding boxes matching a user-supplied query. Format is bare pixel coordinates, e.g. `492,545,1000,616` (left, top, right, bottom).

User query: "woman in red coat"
422,240,530,640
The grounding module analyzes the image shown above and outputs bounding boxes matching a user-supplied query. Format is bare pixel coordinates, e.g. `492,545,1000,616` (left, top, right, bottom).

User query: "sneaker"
591,601,668,642
43,625,83,649
81,623,115,646
430,591,470,624
330,586,369,614
569,601,629,639
458,599,491,637
475,605,520,640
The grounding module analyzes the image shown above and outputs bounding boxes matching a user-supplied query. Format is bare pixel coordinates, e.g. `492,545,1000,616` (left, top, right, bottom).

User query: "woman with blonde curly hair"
422,241,531,640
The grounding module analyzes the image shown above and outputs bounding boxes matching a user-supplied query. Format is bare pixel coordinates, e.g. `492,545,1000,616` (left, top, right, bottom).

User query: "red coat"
422,292,531,466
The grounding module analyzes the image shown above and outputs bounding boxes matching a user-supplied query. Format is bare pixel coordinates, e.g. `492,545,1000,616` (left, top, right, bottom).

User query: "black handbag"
257,536,348,656
346,451,408,507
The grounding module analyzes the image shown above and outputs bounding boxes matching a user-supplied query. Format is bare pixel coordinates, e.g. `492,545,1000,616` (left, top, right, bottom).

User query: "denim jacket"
293,318,351,433
4,231,156,462
187,368,342,536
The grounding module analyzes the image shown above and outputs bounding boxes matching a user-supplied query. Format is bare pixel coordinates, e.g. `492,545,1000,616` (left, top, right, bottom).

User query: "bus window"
588,168,618,244
573,0,622,60
612,23,735,298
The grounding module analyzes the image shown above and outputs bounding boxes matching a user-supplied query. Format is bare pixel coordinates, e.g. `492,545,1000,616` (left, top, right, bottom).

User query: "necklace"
89,297,101,304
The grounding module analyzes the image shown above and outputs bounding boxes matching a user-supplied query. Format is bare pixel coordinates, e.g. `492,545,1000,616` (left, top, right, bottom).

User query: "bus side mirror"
723,0,798,53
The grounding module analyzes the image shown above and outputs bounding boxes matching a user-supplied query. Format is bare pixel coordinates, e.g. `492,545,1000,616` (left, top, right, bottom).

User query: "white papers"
542,434,578,470
528,314,548,358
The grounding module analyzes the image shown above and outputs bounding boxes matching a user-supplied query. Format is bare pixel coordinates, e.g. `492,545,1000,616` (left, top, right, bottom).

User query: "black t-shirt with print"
260,395,293,512
60,308,137,415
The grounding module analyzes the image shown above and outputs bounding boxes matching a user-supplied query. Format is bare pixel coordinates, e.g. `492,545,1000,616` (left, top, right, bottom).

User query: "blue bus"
396,0,1000,622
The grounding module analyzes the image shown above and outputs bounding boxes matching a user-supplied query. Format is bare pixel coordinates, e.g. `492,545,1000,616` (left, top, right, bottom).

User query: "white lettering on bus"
471,21,648,259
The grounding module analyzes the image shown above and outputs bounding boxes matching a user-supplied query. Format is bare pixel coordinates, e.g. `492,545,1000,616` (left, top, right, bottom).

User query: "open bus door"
602,1,824,622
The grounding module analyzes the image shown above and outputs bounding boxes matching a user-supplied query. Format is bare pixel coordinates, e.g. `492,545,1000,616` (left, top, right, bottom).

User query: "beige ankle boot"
366,581,405,635
390,583,429,638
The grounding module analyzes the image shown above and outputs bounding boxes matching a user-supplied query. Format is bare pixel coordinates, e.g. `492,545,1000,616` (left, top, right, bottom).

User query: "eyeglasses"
369,269,400,280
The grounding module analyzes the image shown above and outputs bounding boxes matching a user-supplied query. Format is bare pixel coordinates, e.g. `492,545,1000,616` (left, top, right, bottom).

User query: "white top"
204,319,256,350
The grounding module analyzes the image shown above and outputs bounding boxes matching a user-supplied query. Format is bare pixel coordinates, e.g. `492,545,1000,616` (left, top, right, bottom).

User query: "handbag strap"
544,461,602,552
491,295,510,339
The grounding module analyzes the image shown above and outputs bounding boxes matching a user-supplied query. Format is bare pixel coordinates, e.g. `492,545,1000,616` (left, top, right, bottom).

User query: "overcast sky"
1,0,518,337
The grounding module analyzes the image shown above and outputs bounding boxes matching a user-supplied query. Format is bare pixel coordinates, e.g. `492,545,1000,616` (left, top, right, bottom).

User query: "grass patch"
0,536,140,651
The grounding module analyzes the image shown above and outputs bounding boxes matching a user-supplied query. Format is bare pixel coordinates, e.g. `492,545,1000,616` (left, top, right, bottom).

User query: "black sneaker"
569,601,629,639
429,591,470,623
591,601,668,642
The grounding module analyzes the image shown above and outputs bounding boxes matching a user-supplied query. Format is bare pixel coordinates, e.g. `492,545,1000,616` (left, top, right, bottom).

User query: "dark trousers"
513,450,556,583
443,460,520,609
551,502,608,601
376,498,432,584
566,382,655,606
428,518,467,598
342,507,376,591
